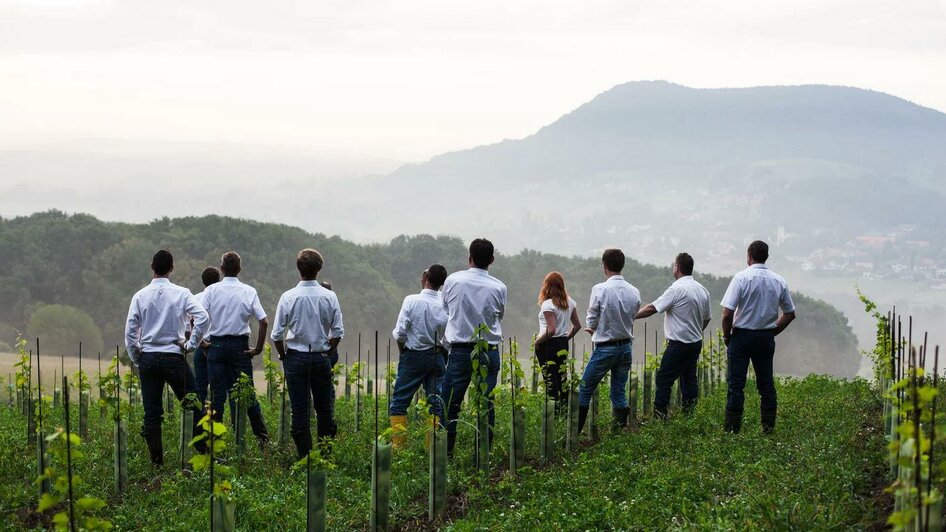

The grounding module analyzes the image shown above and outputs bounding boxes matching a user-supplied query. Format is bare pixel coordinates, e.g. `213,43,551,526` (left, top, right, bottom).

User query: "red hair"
538,271,569,309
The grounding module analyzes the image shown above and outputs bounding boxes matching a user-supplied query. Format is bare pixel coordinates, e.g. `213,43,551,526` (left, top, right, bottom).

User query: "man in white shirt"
124,249,209,465
721,240,796,434
635,253,711,419
202,251,270,445
271,249,344,459
388,264,449,450
441,238,507,458
579,248,641,434
190,266,220,406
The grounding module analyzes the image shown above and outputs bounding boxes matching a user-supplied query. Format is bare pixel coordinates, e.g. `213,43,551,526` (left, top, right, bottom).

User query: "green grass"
0,375,886,530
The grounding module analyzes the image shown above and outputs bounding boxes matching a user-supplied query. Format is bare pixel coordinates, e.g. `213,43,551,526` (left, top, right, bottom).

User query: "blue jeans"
389,348,446,418
283,350,337,447
578,343,633,408
442,345,500,448
138,351,203,431
207,335,267,438
726,329,777,414
654,339,702,414
192,345,209,406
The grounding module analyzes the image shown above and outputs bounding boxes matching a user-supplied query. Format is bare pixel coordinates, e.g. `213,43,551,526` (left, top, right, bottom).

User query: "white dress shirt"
652,276,712,343
271,280,344,353
587,275,641,343
202,277,267,337
393,289,448,351
538,297,577,338
125,278,208,365
442,268,507,345
186,289,211,333
721,264,796,330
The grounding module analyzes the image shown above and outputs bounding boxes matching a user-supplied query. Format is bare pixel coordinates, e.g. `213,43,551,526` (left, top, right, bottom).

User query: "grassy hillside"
0,374,886,530
0,210,858,376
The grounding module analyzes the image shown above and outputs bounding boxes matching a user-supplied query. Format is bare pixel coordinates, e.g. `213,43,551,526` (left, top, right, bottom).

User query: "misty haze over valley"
3,81,945,368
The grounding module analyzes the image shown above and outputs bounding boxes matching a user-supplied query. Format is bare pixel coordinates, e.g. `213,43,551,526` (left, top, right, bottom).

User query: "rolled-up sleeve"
184,293,209,351
721,277,741,311
392,298,410,343
780,284,796,314
652,286,677,314
586,286,601,330
124,296,142,366
330,296,344,339
270,295,289,342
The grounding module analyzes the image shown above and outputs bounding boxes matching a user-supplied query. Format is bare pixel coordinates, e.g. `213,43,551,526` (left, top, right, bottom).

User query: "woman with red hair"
534,271,582,406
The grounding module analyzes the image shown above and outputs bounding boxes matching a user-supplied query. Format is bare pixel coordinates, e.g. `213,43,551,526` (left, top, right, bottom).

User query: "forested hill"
0,211,859,376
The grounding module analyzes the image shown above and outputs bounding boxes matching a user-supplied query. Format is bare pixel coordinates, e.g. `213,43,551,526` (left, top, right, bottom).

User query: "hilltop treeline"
0,211,859,376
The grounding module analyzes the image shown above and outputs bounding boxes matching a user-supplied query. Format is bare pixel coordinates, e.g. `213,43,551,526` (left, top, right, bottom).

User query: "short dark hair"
220,251,242,276
675,253,694,276
426,264,448,289
602,248,625,273
748,240,769,263
469,238,494,269
201,267,221,287
151,249,174,276
297,248,324,279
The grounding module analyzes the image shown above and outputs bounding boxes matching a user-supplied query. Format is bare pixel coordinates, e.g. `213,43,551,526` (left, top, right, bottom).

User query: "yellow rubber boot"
390,415,408,450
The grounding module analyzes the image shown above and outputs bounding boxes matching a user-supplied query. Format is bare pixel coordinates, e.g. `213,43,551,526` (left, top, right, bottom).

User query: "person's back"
723,265,792,331
440,238,506,458
275,281,343,353
587,275,641,344
442,267,506,345
124,249,208,466
721,240,796,434
398,289,448,351
202,251,270,444
203,277,264,337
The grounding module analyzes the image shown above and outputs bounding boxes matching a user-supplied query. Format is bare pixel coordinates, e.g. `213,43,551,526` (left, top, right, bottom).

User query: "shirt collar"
749,264,768,270
298,280,320,287
151,278,170,285
222,276,241,284
469,268,489,276
421,288,439,297
607,275,625,282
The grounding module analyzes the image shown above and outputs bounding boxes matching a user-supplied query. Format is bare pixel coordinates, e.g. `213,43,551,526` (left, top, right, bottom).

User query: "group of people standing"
124,238,796,465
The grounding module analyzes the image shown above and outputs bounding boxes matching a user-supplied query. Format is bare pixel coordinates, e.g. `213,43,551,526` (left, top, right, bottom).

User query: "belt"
286,348,330,355
732,328,776,334
450,342,498,350
211,334,249,340
595,338,631,347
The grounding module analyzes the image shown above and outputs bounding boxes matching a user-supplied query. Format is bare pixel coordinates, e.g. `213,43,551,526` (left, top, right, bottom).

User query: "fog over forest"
3,82,946,369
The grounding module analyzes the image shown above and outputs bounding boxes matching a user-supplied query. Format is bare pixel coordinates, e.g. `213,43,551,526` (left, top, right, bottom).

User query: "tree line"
0,211,860,376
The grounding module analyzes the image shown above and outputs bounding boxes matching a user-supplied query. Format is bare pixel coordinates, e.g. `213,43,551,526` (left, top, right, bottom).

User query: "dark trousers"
138,351,203,432
283,349,338,449
442,345,500,449
207,335,267,438
726,329,777,414
192,345,209,406
654,339,703,415
535,336,569,403
388,348,446,418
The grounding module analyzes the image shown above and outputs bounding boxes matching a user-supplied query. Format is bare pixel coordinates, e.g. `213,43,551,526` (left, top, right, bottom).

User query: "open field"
0,370,888,530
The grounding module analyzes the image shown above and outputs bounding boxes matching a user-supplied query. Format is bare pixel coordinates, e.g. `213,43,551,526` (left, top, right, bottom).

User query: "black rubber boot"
682,400,697,417
446,431,457,460
654,404,669,421
611,407,629,433
761,409,777,434
577,406,589,434
291,429,312,461
249,410,270,446
724,409,743,434
141,425,163,466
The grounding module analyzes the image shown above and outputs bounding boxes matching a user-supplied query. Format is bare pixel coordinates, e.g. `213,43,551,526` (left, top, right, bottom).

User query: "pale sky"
2,0,945,162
